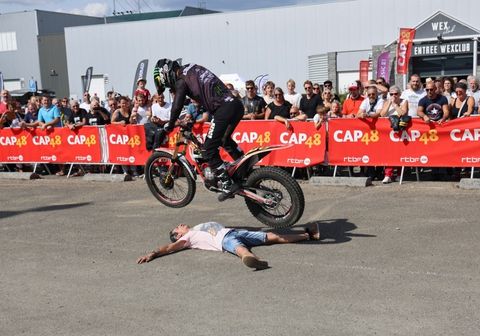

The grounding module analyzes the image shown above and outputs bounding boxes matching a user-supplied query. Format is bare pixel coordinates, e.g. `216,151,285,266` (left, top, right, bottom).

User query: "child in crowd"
313,105,329,130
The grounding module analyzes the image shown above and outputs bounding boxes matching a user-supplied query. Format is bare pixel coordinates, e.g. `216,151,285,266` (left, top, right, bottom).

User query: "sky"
0,0,341,17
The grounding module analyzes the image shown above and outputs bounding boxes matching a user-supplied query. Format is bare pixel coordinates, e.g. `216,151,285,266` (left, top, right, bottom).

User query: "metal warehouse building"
0,10,103,98
3,0,480,101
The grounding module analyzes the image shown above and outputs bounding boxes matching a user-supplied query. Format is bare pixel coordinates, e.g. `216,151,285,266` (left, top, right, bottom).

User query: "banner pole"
473,38,478,76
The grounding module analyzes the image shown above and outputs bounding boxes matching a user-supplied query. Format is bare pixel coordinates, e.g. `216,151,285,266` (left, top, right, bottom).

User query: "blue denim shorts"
222,229,267,255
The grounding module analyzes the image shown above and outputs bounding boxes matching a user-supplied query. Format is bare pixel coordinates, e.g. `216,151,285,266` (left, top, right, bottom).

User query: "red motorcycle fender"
154,148,197,181
231,144,293,174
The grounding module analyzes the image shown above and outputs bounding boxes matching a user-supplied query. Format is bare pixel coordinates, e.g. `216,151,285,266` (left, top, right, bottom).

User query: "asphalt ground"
1,176,479,336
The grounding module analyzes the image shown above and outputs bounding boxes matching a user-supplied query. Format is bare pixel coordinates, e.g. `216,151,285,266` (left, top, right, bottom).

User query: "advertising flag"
376,51,390,82
359,60,370,83
132,59,148,98
82,66,93,93
396,28,416,75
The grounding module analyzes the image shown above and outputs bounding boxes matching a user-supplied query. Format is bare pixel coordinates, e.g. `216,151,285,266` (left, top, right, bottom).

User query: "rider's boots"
216,166,240,202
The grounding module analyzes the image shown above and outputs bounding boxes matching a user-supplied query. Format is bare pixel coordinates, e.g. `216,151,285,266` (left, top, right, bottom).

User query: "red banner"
104,124,151,165
224,120,326,167
359,60,370,84
396,28,416,75
0,126,102,163
328,117,480,167
0,121,326,167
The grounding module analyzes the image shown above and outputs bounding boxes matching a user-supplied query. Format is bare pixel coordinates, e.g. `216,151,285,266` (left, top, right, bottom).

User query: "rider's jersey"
168,64,234,126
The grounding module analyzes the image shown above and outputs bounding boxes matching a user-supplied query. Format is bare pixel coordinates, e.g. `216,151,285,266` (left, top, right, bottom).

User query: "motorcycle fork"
236,189,276,206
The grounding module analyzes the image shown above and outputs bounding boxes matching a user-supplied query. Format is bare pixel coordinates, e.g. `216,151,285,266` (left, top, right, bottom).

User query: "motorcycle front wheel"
145,151,196,208
244,167,305,228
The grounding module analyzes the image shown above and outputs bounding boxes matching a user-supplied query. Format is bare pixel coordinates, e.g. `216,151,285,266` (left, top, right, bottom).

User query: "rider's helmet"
153,58,181,94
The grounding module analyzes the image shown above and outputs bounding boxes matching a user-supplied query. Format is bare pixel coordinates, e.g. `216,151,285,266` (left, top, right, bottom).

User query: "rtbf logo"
286,157,311,166
461,157,480,163
400,155,428,164
343,155,370,163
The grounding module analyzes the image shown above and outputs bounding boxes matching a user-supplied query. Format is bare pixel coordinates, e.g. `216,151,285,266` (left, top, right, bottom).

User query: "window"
0,32,18,52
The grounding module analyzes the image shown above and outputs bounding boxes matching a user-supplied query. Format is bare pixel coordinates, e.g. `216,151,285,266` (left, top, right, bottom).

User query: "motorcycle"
144,121,305,228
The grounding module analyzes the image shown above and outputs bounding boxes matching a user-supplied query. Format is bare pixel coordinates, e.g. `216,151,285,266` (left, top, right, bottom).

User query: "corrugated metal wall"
308,54,329,85
65,0,480,98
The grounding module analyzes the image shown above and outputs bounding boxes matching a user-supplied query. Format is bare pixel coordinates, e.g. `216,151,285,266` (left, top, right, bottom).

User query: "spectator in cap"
134,78,151,105
342,82,364,117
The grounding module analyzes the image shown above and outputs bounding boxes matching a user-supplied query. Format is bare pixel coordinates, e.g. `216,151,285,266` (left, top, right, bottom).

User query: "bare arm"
438,103,449,124
416,105,430,123
357,107,368,119
39,117,60,129
110,110,126,125
137,239,187,264
464,96,475,117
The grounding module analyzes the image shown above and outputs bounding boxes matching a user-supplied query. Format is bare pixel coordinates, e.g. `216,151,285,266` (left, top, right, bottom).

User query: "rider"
153,59,244,201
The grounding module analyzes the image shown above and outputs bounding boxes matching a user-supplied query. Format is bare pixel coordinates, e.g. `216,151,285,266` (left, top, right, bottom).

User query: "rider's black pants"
203,98,244,170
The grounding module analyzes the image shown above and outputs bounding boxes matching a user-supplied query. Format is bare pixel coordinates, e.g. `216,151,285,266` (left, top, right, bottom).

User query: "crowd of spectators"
1,73,479,182
0,79,174,176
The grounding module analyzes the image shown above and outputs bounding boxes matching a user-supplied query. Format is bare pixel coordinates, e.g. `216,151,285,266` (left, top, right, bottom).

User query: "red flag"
359,60,370,84
396,28,416,75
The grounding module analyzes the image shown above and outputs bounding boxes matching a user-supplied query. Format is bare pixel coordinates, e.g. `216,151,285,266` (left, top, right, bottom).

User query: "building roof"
105,6,219,23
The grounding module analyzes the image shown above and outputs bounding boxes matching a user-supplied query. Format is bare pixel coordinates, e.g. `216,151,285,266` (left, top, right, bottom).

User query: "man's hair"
304,80,313,87
169,229,178,243
323,80,333,86
245,80,255,87
287,79,296,86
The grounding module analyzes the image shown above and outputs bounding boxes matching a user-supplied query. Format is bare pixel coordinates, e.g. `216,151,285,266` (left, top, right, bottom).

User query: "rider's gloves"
163,122,174,133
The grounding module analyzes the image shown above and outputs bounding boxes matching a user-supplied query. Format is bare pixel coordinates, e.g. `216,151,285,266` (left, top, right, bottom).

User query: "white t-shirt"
359,98,384,116
134,105,149,125
179,222,231,252
151,102,171,121
401,88,426,117
80,102,90,112
284,92,301,108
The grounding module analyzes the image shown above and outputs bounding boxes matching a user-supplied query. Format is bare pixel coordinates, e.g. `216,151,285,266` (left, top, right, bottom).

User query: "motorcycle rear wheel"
244,167,305,228
145,151,196,208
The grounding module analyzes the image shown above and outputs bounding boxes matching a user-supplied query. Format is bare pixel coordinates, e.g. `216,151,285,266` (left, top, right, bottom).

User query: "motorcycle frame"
153,129,293,205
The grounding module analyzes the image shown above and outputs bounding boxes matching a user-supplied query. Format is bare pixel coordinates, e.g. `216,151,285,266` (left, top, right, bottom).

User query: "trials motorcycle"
145,121,305,228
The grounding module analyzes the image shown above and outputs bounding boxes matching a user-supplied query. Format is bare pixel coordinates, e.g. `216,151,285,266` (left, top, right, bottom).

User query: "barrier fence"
1,118,480,169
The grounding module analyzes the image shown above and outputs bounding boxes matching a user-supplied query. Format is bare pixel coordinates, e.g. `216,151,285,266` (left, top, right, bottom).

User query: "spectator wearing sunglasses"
357,86,384,119
299,80,323,119
265,87,296,129
417,81,449,124
449,82,474,120
323,80,340,101
241,80,266,120
80,92,91,112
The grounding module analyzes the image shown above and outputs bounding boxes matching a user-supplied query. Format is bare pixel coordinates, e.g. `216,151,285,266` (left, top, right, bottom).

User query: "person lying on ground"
137,221,320,270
